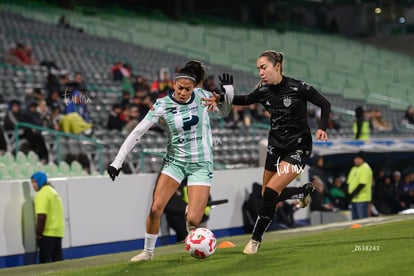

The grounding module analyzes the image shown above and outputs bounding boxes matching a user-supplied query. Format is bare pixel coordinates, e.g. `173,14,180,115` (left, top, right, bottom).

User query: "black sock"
276,187,305,203
252,188,278,242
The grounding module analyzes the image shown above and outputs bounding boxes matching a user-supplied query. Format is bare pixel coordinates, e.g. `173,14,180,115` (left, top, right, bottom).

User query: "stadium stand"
0,2,413,181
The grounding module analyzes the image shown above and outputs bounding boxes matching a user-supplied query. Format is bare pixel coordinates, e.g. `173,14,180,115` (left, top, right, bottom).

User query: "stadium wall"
0,167,310,268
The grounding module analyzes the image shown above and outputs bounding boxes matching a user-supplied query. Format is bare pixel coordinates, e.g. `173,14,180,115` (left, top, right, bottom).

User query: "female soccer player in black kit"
215,50,331,255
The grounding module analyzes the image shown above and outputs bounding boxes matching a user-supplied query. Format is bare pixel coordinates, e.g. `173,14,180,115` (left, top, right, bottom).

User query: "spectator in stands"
327,111,341,132
21,100,49,162
402,106,414,126
58,72,71,97
346,151,373,219
59,90,93,135
31,171,65,263
329,175,348,210
48,106,63,131
398,171,414,210
64,90,91,122
392,170,402,189
107,104,125,131
36,99,51,128
111,61,124,81
4,99,48,163
353,105,370,140
310,175,333,211
119,90,131,110
373,174,401,214
57,15,83,32
369,108,392,132
132,90,152,122
4,100,23,130
124,105,140,133
150,67,174,99
57,15,70,29
13,43,38,65
46,90,62,111
25,88,45,104
133,75,151,95
309,155,329,187
2,43,23,65
72,72,87,91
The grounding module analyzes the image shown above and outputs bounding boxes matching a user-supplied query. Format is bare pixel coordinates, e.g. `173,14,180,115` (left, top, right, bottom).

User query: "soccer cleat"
243,239,261,255
299,182,315,208
129,251,153,262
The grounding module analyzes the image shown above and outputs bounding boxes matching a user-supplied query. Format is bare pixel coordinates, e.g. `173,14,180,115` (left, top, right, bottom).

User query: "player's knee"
149,203,164,218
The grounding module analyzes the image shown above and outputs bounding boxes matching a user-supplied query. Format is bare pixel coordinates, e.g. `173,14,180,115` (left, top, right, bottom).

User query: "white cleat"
243,239,261,255
129,251,153,262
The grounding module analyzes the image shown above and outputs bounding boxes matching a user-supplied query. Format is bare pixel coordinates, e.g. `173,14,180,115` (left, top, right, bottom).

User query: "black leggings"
37,236,63,263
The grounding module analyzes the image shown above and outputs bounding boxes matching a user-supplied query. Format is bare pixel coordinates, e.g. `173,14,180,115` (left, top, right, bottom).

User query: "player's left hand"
218,73,233,93
315,129,328,141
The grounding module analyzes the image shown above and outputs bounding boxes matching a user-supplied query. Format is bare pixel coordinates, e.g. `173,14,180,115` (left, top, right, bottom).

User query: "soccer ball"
185,228,217,259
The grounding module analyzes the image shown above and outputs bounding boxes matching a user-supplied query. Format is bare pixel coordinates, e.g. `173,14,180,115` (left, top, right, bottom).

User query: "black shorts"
264,146,311,172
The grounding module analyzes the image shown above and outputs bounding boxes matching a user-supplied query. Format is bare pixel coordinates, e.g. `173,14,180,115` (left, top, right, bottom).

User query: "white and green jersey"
111,88,219,169
148,88,214,162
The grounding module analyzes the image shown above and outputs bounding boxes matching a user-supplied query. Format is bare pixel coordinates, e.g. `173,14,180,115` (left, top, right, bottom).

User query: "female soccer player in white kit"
107,61,233,261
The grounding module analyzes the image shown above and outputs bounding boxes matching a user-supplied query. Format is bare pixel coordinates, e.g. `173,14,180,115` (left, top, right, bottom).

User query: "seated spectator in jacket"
25,88,45,104
107,104,125,131
310,175,333,211
373,174,402,214
132,90,151,121
119,90,131,110
133,75,151,94
124,105,140,134
19,101,49,163
111,61,124,81
398,171,414,210
329,175,348,210
13,43,38,65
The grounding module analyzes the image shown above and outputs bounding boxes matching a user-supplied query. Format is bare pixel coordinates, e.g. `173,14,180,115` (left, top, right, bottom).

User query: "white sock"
144,233,158,254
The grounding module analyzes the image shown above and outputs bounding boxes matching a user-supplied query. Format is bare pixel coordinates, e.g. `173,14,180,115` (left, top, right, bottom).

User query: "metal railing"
14,122,104,174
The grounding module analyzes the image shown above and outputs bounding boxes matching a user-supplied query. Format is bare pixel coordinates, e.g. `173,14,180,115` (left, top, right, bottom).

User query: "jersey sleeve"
233,85,273,105
299,82,331,131
110,100,165,169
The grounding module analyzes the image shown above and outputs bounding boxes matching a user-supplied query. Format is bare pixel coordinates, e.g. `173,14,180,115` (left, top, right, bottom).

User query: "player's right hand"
107,165,120,181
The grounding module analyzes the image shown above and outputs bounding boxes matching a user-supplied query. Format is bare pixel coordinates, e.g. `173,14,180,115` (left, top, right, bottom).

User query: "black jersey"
233,76,331,150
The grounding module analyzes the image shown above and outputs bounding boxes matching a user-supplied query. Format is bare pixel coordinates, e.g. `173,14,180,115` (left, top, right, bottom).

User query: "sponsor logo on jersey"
290,150,302,162
267,145,275,155
168,107,178,114
289,86,299,91
265,100,271,106
283,96,292,107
